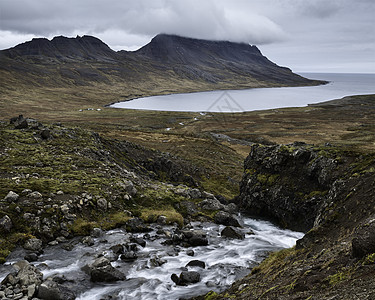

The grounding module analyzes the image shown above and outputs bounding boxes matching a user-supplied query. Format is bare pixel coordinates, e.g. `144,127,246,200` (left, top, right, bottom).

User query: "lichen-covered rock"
0,215,13,232
23,238,43,252
4,191,19,202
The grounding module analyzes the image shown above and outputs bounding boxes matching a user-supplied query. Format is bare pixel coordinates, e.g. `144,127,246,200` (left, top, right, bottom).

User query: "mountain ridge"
0,34,325,105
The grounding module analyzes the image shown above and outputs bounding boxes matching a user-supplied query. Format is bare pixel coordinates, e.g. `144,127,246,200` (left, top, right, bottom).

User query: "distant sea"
111,73,375,112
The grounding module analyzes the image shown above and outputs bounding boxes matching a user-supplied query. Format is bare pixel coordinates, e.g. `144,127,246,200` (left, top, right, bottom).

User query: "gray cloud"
0,0,374,72
0,0,286,45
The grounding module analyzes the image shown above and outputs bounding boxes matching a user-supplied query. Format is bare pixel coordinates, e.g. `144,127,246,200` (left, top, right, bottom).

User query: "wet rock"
186,260,206,269
352,217,375,258
38,279,76,300
171,271,201,285
7,261,44,288
24,253,39,262
91,227,103,238
4,191,19,202
120,251,138,261
130,237,146,247
88,257,126,282
221,226,245,240
214,211,241,227
0,215,13,232
149,256,166,267
182,230,208,246
110,244,124,255
23,238,43,252
186,250,195,256
224,203,238,214
82,236,94,246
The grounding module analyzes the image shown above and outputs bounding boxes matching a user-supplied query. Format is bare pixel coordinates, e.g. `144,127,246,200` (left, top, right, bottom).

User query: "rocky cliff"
203,143,375,299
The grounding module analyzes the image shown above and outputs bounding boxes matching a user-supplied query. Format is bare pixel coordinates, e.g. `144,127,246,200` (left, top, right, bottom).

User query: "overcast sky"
0,0,374,73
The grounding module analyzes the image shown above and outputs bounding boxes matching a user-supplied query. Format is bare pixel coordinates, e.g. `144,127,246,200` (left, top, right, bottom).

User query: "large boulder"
4,191,19,202
38,279,76,300
221,226,245,240
214,211,241,227
23,238,43,252
171,271,201,285
87,257,126,282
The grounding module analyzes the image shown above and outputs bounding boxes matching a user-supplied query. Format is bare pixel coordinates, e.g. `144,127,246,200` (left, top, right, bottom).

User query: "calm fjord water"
111,73,375,112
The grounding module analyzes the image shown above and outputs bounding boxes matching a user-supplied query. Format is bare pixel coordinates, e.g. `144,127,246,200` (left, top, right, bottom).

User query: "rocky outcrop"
238,143,343,232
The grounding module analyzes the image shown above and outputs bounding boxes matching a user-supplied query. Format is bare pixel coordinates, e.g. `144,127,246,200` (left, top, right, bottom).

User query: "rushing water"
110,73,375,112
1,217,303,300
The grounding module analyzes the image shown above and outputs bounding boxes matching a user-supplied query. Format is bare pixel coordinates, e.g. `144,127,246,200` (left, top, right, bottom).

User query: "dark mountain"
3,35,117,62
0,34,324,96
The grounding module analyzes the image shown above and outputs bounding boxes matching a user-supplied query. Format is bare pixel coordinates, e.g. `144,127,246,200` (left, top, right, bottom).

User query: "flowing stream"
1,216,303,300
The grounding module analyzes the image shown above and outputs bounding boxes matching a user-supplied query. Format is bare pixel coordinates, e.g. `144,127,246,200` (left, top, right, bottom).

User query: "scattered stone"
0,215,13,232
29,191,42,199
56,190,64,195
186,260,206,269
23,238,43,252
60,204,69,214
4,191,19,202
38,279,75,300
97,198,108,210
221,226,245,240
157,215,167,225
11,115,28,129
91,227,103,238
188,188,202,199
40,129,51,140
82,236,94,246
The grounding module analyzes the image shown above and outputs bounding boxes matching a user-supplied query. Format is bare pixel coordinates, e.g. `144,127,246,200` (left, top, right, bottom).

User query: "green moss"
204,291,218,300
362,253,375,265
70,218,98,236
141,207,184,227
251,247,297,276
327,268,352,286
257,173,279,186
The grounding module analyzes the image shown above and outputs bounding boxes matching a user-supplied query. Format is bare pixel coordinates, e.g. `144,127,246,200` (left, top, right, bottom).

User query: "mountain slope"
0,34,322,96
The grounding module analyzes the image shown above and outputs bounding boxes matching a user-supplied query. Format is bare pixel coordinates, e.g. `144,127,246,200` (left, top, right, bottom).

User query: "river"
1,216,303,300
111,73,375,112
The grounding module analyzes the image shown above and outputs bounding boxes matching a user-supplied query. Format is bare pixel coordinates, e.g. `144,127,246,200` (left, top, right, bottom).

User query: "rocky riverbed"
0,216,303,300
